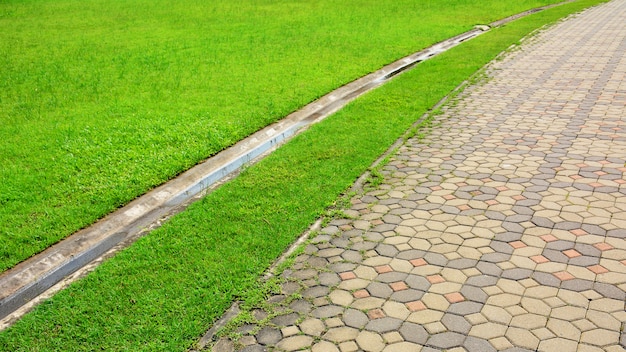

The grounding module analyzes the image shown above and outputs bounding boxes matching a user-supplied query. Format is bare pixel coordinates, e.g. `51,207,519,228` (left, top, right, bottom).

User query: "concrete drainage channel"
0,3,571,329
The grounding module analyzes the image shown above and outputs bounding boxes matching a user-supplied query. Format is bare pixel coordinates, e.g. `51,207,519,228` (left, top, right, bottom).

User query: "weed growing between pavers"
0,0,608,350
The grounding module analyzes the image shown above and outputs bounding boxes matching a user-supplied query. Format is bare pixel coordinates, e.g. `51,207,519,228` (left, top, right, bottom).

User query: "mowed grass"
0,0,567,272
0,0,607,350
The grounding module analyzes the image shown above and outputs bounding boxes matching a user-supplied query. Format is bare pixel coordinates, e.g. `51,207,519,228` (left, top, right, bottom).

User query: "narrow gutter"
0,2,570,328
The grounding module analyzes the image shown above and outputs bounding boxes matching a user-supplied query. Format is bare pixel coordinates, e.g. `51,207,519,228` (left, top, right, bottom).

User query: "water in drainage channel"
0,3,566,329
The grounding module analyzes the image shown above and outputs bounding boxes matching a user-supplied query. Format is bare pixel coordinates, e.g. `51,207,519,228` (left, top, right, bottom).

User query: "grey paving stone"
560,279,594,292
212,338,235,352
288,268,318,280
447,258,478,269
532,272,561,287
399,322,429,344
289,299,312,314
442,313,472,334
501,268,532,281
341,250,363,263
531,216,555,229
307,256,329,268
329,263,357,273
447,301,483,315
303,286,330,298
376,272,408,283
352,241,378,251
256,327,282,345
460,285,488,303
367,282,393,298
319,272,340,287
423,252,449,266
466,274,498,287
396,249,426,260
427,332,465,349
405,274,431,291
390,289,425,303
365,317,403,333
464,336,497,352
376,243,400,257
344,308,369,329
311,305,343,319
490,241,515,255
240,345,267,352
593,282,626,300
271,313,299,327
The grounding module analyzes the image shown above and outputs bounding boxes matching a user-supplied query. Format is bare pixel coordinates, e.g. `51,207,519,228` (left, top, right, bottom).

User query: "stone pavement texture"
211,1,626,351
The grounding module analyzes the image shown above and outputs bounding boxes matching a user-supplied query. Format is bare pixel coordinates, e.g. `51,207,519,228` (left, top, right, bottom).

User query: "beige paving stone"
505,305,528,317
352,297,385,310
356,330,385,352
572,319,597,332
482,286,503,296
469,322,508,340
543,296,566,309
481,305,512,325
577,345,605,352
605,346,626,352
407,309,444,325
429,282,462,295
300,318,326,337
549,317,583,339
586,310,622,331
339,341,359,352
281,326,300,337
354,266,378,281
496,278,525,295
532,327,556,340
589,298,624,313
489,336,514,350
421,293,451,311
382,332,403,344
580,329,620,347
510,313,548,330
537,337,579,352
388,258,413,273
506,327,540,350
466,313,488,325
312,341,340,352
486,293,522,307
323,327,359,343
520,297,551,315
325,318,345,328
424,321,446,334
382,301,410,320
557,289,590,308
276,335,314,351
363,257,392,267
330,290,354,307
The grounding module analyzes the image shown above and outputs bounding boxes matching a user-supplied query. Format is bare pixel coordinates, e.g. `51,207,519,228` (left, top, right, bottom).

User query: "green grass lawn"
0,0,568,272
0,0,607,350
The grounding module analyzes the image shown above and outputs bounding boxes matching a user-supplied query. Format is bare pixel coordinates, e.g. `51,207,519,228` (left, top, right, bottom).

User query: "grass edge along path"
0,1,607,351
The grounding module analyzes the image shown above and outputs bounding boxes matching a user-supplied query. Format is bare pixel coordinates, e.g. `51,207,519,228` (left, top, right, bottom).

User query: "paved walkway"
211,1,626,351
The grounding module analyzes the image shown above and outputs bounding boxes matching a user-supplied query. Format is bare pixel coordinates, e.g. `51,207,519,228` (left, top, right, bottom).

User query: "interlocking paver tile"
210,1,626,351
